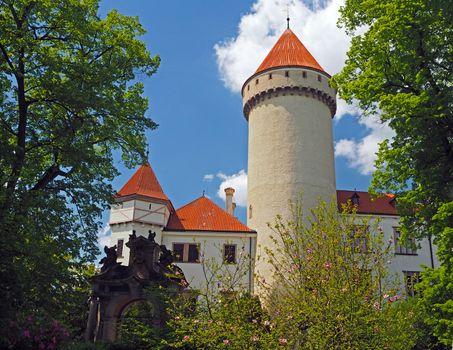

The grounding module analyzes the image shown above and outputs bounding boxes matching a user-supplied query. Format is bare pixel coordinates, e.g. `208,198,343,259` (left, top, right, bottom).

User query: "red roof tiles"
336,190,397,215
166,196,254,233
116,162,169,202
255,28,325,74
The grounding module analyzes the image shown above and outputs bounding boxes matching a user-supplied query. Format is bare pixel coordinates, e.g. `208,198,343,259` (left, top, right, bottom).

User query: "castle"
108,27,439,294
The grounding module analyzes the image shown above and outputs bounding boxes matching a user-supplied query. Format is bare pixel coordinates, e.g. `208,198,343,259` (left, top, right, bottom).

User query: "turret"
109,162,173,264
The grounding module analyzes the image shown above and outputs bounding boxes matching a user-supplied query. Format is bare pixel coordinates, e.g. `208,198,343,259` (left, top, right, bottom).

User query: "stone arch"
85,232,188,343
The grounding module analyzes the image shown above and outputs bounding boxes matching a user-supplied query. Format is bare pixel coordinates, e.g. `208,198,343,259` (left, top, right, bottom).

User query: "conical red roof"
116,162,169,201
166,196,254,233
255,28,325,74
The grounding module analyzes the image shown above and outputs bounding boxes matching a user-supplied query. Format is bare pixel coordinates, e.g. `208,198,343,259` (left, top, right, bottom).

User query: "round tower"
242,28,337,282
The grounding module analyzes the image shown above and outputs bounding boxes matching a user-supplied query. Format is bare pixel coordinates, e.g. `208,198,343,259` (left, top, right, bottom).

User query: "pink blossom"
383,294,389,299
324,262,332,269
264,320,270,326
175,316,181,320
373,301,381,310
193,319,199,324
279,338,288,345
307,248,313,254
183,335,190,342
287,315,293,320
22,330,30,338
208,319,213,325
223,339,230,345
252,319,257,324
341,287,347,292
251,335,259,342
27,315,33,323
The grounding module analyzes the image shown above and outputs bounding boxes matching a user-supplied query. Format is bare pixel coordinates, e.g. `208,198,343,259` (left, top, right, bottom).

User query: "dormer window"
390,197,397,208
302,71,307,78
269,73,272,79
351,193,360,206
285,71,289,77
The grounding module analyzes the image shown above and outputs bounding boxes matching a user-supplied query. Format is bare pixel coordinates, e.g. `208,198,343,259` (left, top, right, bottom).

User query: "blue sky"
97,0,393,232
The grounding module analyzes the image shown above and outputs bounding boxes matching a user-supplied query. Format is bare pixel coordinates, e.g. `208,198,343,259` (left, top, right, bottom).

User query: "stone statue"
148,230,156,242
99,245,117,272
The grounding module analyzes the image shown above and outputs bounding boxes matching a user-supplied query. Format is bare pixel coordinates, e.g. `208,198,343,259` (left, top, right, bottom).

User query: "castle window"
173,243,200,263
394,229,417,255
285,71,289,77
247,84,250,91
403,271,421,297
149,203,152,210
269,73,272,79
255,78,259,84
117,239,124,257
318,75,322,82
350,225,369,253
249,205,253,219
223,244,237,264
303,71,307,78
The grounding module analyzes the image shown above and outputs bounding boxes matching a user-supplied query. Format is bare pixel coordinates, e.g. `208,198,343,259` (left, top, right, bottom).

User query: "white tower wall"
243,67,337,281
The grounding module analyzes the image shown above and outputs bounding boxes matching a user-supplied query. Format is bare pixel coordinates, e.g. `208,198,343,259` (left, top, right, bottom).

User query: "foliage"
333,0,453,344
0,0,159,346
258,200,418,349
163,245,284,350
7,264,96,349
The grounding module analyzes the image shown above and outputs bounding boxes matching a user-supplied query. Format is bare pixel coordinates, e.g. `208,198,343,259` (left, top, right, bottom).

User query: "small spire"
202,190,205,197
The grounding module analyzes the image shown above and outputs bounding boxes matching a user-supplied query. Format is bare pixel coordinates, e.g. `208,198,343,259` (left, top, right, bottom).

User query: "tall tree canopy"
0,0,159,344
333,0,452,344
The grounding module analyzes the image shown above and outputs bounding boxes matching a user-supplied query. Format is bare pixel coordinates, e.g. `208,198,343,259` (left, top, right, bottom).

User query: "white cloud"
214,0,353,116
216,170,248,207
334,115,395,175
203,174,214,182
97,224,111,248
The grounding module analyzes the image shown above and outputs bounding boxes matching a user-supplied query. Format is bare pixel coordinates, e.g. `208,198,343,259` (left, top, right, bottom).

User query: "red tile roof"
166,196,255,233
255,28,325,74
116,162,169,202
336,190,397,215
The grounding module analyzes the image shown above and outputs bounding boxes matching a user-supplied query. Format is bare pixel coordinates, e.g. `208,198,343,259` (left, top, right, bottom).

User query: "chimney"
224,187,235,215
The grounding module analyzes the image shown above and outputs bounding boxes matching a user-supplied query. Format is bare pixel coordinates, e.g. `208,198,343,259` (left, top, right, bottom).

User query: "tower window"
302,71,307,78
149,203,152,210
223,244,237,264
255,78,259,84
173,243,200,263
269,73,272,79
247,85,250,91
318,75,322,82
117,239,124,257
285,71,289,77
249,205,253,219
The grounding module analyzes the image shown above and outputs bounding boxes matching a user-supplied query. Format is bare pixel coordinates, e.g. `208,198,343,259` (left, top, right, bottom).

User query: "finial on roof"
286,4,290,29
202,190,205,197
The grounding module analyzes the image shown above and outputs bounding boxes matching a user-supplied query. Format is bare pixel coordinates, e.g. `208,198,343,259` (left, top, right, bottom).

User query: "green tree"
0,0,159,345
259,200,416,349
333,0,452,345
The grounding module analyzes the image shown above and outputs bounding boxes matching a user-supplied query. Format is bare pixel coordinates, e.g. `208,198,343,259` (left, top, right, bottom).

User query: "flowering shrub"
257,200,419,349
13,314,70,349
